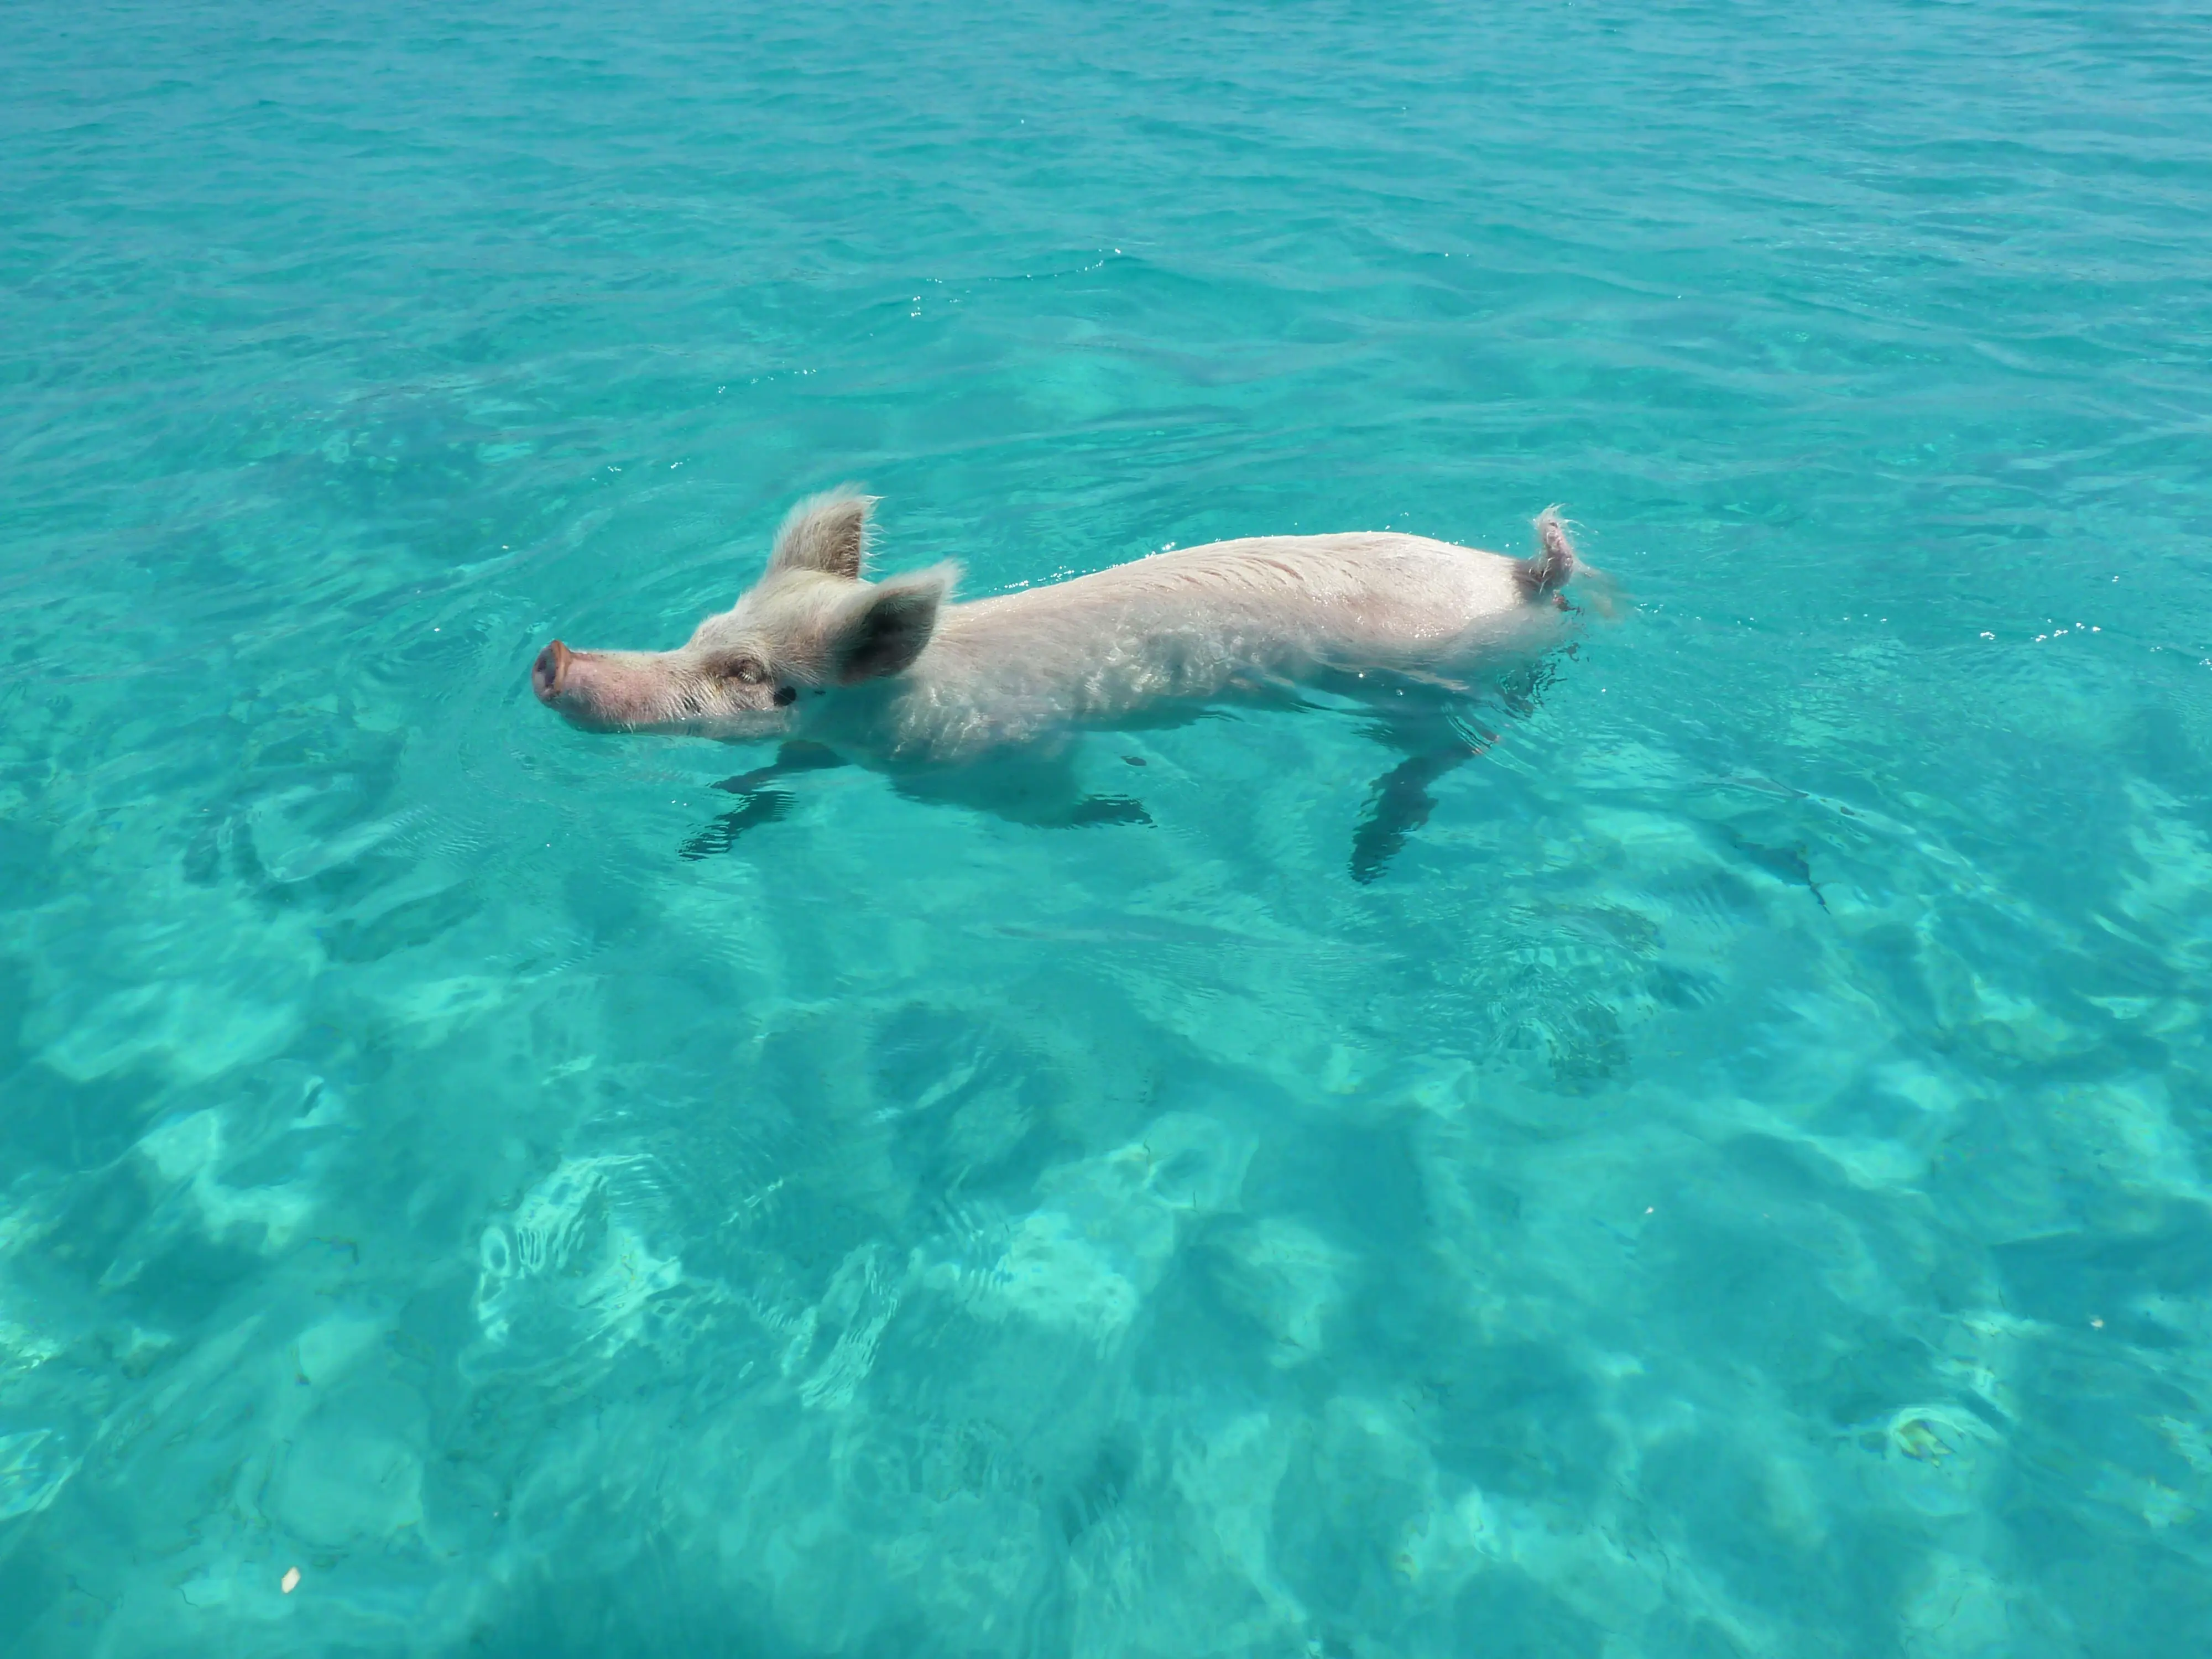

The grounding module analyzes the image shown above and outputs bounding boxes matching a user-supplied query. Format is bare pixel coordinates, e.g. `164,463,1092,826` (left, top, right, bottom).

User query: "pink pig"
533,492,1584,877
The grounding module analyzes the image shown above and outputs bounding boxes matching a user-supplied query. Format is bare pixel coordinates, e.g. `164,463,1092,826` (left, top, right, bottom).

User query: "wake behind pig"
531,491,1588,879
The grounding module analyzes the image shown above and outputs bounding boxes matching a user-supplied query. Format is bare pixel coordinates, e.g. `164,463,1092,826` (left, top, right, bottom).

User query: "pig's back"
956,531,1535,666
1104,531,1530,650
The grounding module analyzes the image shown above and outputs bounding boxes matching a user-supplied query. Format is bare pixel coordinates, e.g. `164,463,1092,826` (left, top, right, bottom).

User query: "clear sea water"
4,2,2211,1653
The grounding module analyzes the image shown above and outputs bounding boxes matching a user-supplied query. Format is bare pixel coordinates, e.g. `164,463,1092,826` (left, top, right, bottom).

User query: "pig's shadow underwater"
678,655,1564,882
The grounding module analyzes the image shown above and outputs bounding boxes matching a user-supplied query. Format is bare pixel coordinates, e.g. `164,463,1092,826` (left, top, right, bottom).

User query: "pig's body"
812,531,1553,763
532,493,1585,875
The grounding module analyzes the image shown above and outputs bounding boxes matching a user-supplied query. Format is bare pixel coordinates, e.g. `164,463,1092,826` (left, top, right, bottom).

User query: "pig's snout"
532,640,572,703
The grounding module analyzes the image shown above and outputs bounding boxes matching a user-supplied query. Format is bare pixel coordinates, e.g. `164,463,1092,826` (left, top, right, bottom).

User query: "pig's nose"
532,640,571,702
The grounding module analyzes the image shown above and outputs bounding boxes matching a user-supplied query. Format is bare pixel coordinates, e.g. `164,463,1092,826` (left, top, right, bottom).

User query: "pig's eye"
723,657,767,685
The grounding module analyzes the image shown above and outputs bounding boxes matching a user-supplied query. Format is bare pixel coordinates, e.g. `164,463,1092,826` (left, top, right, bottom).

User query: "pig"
531,491,1587,878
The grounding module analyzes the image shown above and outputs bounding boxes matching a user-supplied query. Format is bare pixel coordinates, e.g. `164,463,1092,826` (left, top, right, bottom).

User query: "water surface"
4,2,2211,1654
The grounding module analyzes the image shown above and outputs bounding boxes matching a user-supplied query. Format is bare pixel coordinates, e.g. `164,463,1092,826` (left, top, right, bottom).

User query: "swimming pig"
532,492,1585,878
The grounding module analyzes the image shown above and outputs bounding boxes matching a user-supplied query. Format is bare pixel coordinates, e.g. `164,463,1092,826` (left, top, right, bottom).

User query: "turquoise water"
5,0,2212,1651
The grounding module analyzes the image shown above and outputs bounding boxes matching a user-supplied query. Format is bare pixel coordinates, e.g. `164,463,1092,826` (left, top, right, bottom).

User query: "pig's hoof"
1349,821,1411,884
680,790,794,860
1066,796,1152,828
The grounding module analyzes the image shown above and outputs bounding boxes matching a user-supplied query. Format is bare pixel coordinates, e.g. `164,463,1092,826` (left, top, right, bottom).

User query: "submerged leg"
681,743,847,859
891,748,1151,830
714,740,847,795
1061,795,1154,828
891,780,1154,828
680,790,795,860
1350,739,1485,883
1345,692,1504,884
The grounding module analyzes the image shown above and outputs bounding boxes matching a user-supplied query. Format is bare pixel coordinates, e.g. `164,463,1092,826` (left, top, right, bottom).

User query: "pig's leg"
1062,795,1154,828
713,740,847,796
680,790,796,860
1344,654,1562,880
892,749,1151,829
1349,708,1495,883
679,743,847,860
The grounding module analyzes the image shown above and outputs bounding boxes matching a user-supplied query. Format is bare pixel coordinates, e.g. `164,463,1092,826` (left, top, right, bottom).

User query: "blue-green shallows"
3,2,2210,1653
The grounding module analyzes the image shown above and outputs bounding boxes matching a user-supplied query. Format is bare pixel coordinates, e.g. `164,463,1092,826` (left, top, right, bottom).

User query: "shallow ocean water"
4,1,2212,1653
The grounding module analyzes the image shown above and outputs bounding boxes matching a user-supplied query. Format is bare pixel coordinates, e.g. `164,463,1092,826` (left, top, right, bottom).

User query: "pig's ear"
832,564,956,684
768,491,875,580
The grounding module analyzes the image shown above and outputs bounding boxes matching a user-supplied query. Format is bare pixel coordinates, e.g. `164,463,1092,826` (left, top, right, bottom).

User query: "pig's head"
531,492,954,740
